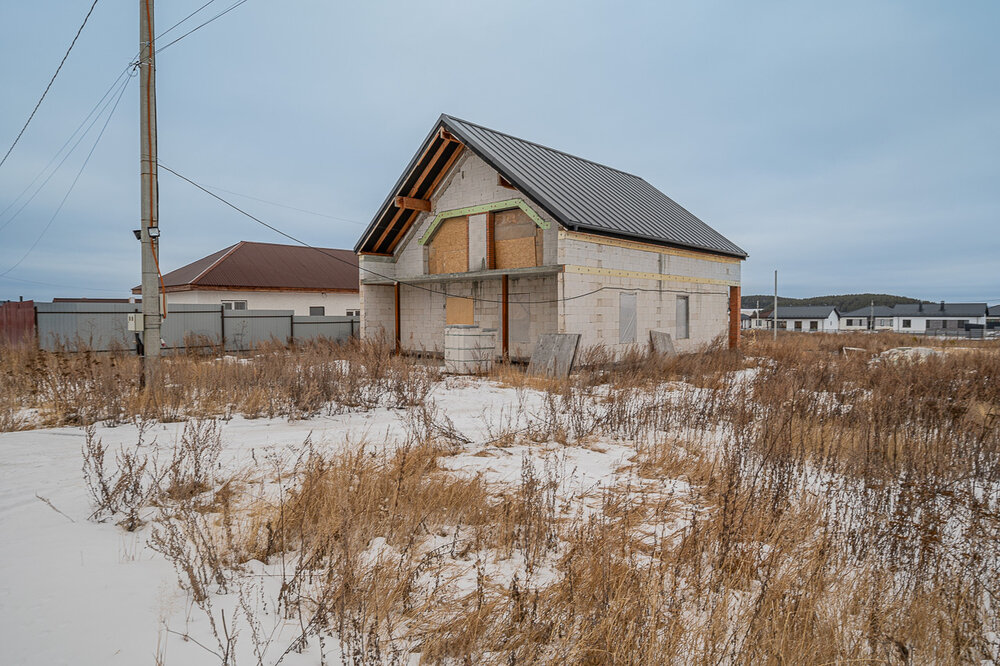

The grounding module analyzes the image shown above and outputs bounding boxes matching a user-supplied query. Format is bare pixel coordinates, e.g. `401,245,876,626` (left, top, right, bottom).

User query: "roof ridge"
442,114,642,179
190,241,243,285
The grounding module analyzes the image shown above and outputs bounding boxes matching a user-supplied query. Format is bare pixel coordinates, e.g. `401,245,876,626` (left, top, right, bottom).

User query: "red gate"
0,300,35,345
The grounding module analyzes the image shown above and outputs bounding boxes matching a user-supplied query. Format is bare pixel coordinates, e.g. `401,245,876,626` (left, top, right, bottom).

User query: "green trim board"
418,198,549,245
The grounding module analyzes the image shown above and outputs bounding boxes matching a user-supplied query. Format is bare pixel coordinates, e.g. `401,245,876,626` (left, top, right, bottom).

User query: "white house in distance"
752,306,840,332
134,241,360,316
839,306,895,331
354,114,746,359
890,302,987,334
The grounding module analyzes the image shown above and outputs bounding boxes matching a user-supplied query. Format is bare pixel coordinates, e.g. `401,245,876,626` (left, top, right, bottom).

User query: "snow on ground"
0,378,640,665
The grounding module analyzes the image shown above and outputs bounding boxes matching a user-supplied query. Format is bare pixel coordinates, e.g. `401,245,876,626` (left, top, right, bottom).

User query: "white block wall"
166,289,359,316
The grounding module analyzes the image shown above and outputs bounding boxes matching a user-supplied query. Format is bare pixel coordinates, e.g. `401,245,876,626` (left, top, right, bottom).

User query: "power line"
0,75,132,278
0,0,101,171
156,0,249,54
0,274,126,294
156,0,221,41
199,183,365,225
157,162,723,306
0,66,132,231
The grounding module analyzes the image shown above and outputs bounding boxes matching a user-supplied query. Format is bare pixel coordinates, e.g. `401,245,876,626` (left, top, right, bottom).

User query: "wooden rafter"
386,141,464,254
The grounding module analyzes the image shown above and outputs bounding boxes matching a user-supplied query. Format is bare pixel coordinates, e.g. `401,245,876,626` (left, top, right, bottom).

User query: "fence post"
289,313,295,345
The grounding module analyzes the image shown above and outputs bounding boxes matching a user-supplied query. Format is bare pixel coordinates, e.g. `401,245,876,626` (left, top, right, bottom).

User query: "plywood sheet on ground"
650,330,677,356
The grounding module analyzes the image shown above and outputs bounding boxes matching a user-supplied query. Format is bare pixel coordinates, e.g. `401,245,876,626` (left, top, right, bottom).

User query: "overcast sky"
0,0,997,303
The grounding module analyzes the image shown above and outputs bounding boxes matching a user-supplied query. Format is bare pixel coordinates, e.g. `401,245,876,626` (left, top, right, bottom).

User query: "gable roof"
132,241,358,294
989,304,1000,316
890,302,986,318
356,114,746,259
763,306,839,320
841,306,895,318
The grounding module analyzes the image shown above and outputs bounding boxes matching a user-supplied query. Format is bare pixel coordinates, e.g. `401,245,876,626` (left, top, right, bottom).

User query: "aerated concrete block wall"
557,233,739,353
390,152,560,277
393,275,557,358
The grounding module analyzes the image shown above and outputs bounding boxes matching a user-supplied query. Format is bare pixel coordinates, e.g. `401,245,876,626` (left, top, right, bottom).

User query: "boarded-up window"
446,297,474,325
619,292,637,343
492,209,542,269
676,296,689,339
509,293,530,343
428,216,469,274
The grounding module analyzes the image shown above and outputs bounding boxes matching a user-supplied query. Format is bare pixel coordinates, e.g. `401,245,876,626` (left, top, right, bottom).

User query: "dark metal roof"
763,306,839,319
890,303,987,318
133,241,359,293
356,114,747,258
840,306,896,318
989,304,1000,316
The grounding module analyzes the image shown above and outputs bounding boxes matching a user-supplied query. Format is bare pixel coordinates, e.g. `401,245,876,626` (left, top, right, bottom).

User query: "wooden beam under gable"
387,142,464,254
394,196,432,212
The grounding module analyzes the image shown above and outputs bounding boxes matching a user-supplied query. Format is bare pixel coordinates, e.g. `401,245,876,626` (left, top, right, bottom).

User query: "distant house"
890,302,987,334
133,241,360,316
752,306,840,332
839,305,895,331
988,305,1000,330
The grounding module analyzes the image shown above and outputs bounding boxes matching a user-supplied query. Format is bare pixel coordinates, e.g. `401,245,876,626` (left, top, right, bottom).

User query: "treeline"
741,293,923,312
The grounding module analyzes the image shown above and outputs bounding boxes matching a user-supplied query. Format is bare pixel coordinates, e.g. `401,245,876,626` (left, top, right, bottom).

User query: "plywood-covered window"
428,216,469,274
446,297,474,325
491,209,542,269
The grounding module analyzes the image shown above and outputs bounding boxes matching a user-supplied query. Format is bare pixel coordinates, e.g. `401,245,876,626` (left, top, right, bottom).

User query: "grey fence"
33,302,358,352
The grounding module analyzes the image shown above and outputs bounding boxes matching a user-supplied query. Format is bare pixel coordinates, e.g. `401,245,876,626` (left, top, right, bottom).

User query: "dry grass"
58,331,1000,663
0,336,439,429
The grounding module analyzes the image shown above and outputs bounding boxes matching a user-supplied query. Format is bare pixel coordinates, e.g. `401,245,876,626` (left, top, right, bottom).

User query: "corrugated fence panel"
161,305,223,348
28,303,358,352
223,310,292,352
36,302,138,351
292,315,358,343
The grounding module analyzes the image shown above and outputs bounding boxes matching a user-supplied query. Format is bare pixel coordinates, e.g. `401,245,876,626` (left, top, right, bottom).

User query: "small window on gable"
491,208,542,270
427,216,469,274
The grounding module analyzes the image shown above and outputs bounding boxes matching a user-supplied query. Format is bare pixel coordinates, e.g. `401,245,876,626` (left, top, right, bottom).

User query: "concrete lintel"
361,264,563,286
418,198,549,245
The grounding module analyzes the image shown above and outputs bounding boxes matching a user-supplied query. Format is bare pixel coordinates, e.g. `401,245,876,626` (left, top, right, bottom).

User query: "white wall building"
134,241,360,316
752,306,839,332
889,302,987,334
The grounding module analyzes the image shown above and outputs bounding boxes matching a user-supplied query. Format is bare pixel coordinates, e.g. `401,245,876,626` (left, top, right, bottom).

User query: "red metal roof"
133,241,359,293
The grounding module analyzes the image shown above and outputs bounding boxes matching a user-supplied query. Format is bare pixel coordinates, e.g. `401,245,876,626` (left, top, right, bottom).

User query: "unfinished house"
354,115,746,359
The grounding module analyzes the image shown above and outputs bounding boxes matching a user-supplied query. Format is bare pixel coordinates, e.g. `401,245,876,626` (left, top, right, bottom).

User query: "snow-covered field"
0,378,641,665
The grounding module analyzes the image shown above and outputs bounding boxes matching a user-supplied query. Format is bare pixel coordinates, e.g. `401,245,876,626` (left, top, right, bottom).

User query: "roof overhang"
355,125,464,255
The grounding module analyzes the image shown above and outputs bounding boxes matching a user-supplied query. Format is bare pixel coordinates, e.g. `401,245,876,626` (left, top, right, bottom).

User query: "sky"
0,0,997,303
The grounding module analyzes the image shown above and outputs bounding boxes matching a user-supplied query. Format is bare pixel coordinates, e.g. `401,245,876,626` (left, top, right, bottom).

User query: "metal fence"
25,302,358,352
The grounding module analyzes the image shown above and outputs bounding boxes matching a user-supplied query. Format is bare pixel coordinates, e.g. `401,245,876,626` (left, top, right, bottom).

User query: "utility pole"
773,270,778,341
139,0,161,384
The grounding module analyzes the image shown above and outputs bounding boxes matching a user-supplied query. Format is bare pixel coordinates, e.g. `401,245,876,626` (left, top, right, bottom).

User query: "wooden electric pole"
139,0,161,384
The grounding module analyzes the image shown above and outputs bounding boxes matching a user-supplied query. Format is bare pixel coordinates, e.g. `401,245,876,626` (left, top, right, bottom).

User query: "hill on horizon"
740,293,924,312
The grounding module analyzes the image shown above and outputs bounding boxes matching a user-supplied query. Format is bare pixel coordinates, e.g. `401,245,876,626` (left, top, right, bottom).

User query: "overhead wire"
0,0,102,171
156,0,249,54
199,184,366,225
157,162,727,306
0,66,132,231
0,73,133,278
